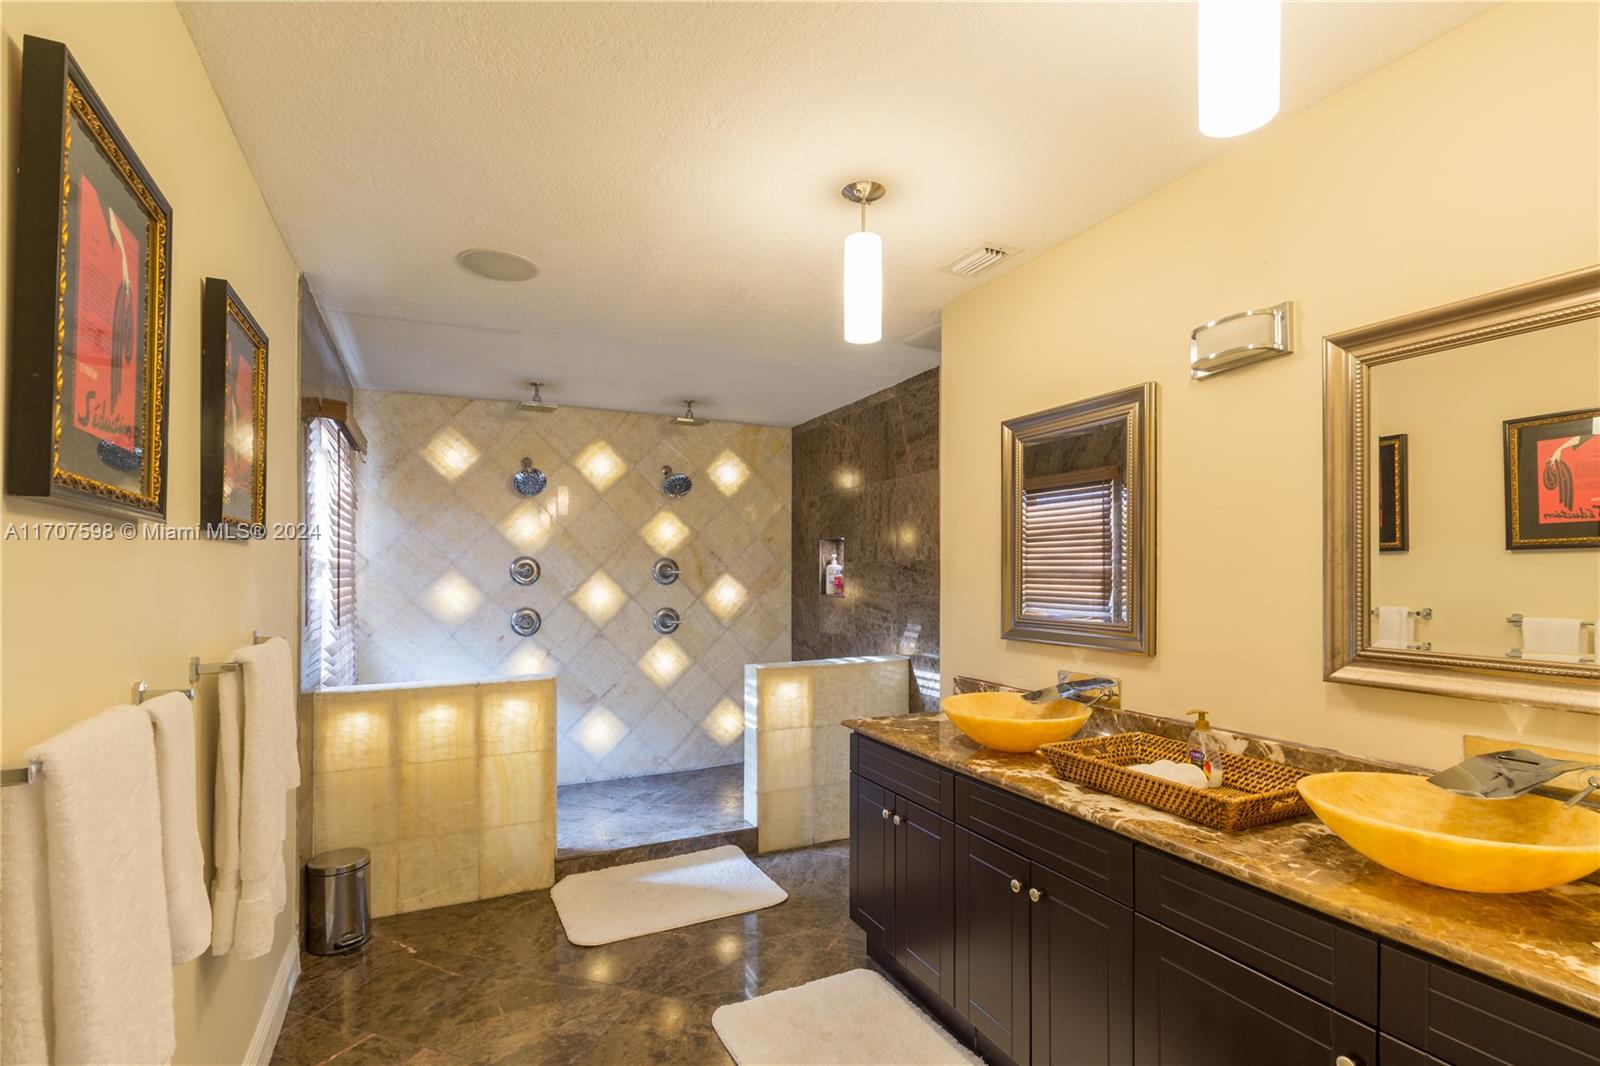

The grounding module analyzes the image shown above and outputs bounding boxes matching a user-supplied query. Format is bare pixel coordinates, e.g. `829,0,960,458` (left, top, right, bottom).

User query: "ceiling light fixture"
841,180,885,345
456,248,539,282
669,400,709,427
516,381,558,413
1197,0,1281,139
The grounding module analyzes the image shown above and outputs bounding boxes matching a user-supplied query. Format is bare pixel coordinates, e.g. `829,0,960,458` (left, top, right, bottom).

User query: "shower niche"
818,538,845,597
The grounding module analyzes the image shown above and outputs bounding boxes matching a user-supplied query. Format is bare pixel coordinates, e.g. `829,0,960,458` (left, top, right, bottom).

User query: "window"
1019,473,1123,622
303,417,357,689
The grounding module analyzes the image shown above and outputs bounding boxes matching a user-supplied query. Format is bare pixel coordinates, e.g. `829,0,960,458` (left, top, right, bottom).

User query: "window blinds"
303,417,357,689
1020,478,1117,620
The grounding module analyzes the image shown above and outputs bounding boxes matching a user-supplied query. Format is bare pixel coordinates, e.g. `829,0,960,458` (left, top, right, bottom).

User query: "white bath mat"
550,845,787,946
712,969,980,1066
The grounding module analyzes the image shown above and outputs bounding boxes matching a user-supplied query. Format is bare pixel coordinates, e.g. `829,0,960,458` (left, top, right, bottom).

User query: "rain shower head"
669,400,708,427
516,382,558,413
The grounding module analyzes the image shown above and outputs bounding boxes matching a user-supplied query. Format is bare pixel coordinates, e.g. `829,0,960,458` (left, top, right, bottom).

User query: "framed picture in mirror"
1377,433,1409,553
1503,408,1599,550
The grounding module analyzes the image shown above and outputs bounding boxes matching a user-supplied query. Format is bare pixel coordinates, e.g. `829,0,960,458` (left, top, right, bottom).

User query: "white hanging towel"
1521,617,1587,662
1373,606,1413,649
9,707,176,1065
145,691,213,963
2,781,55,1065
211,636,298,960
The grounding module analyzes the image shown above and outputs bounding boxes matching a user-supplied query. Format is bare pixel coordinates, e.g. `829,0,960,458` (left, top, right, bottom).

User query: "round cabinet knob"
892,815,903,826
881,808,890,820
1010,879,1022,894
1334,1057,1360,1066
1028,888,1043,903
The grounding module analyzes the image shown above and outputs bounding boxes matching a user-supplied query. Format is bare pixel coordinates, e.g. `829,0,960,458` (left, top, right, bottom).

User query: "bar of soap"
1128,759,1212,789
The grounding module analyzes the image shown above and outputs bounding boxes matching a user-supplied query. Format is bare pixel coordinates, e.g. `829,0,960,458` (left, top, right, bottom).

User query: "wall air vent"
946,244,1013,276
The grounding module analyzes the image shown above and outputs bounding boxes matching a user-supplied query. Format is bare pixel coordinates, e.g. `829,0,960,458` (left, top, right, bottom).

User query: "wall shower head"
516,382,558,413
670,400,708,427
660,466,693,498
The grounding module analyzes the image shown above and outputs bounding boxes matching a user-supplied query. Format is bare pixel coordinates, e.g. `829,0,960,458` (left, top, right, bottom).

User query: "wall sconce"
1189,301,1293,379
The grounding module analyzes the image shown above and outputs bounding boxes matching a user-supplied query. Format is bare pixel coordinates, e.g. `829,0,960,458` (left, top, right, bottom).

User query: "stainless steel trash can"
306,848,371,955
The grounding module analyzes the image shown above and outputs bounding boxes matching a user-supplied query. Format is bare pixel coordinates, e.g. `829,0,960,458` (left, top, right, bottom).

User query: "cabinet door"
850,773,893,947
1134,916,1376,1066
956,828,1032,1065
895,795,956,1008
1031,862,1133,1066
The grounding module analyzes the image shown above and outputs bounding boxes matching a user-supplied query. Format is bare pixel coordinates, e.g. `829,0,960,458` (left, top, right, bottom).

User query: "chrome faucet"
1020,672,1120,709
1428,749,1600,808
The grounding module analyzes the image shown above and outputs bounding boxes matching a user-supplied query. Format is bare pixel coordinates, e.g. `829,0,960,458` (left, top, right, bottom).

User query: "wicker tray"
1037,732,1311,832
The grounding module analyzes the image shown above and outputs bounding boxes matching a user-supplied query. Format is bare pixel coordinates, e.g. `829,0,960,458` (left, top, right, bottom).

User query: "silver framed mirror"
1324,266,1599,714
1001,382,1157,655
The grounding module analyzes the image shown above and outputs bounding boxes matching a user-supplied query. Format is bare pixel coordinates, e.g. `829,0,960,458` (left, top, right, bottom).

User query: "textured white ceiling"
180,1,1485,426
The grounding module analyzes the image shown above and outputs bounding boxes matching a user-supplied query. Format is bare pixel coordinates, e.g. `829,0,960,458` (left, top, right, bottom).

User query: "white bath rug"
712,969,980,1066
550,845,787,946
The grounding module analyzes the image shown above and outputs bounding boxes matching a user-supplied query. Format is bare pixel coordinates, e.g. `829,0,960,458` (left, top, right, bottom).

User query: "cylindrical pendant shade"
843,230,883,345
1197,0,1281,139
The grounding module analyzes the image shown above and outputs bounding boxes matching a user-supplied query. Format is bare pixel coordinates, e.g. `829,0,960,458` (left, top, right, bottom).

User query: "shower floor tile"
556,762,750,859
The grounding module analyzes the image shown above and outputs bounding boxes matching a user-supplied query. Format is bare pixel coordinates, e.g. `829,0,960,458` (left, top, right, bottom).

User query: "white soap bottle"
824,553,844,597
1185,710,1225,788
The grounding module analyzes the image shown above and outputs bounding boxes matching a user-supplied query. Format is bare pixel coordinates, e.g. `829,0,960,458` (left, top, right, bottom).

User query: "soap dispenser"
1185,710,1225,788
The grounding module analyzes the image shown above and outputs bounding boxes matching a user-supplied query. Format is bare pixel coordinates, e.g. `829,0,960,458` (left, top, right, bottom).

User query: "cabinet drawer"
855,735,954,818
1134,916,1376,1066
956,776,1134,905
1381,946,1600,1066
1135,849,1377,1024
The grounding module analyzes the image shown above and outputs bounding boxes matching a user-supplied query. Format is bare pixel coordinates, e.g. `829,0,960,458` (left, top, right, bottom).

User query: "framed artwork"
1377,433,1409,552
1503,407,1599,550
201,279,269,538
5,35,172,521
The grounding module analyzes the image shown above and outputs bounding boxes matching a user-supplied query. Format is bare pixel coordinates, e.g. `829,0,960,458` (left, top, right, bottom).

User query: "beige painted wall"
941,2,1600,772
0,4,303,1063
1370,319,1600,657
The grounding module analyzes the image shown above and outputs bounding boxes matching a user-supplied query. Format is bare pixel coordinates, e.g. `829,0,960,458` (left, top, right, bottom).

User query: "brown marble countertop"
844,712,1600,1020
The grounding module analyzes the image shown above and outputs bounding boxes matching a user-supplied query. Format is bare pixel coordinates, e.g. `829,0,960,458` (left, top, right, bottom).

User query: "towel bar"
133,681,197,704
1507,614,1596,628
1,762,42,787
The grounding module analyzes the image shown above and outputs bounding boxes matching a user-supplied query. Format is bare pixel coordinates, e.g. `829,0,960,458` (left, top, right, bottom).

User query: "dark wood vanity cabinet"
848,734,1600,1066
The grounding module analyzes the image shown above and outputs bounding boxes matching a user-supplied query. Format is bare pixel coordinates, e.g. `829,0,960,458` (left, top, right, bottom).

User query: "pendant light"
841,180,885,345
1197,0,1281,139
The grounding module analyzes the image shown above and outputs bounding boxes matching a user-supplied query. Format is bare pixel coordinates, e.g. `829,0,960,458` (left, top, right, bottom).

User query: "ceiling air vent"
946,244,1013,276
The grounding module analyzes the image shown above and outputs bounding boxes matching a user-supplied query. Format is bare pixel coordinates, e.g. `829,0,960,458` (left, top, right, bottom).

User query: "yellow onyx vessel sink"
1298,772,1600,894
941,692,1093,753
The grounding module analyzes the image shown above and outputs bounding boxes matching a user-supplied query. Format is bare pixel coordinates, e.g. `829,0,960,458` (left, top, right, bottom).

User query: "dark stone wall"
791,368,940,711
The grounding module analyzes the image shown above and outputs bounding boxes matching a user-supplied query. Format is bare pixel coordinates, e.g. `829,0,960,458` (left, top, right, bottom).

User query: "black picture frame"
1503,407,1600,551
201,279,269,539
1377,433,1408,553
5,35,173,522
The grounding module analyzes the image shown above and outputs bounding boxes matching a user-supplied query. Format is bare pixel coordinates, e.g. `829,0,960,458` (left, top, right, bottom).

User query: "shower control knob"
510,556,540,586
651,558,681,585
509,607,541,637
651,607,682,634
1010,879,1022,894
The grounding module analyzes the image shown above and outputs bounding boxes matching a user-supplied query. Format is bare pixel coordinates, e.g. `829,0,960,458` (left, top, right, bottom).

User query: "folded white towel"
1128,759,1213,789
145,691,213,964
3,781,55,1066
23,707,176,1064
1373,606,1413,649
1521,617,1585,658
212,637,298,960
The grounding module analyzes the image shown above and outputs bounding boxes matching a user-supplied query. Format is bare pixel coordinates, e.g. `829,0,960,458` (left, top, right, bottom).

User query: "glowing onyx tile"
762,676,813,730
571,571,626,626
707,450,751,496
500,644,549,678
422,428,480,480
423,572,482,625
640,510,689,554
575,440,626,492
574,706,627,759
703,574,749,622
701,698,745,747
498,501,555,550
639,637,690,688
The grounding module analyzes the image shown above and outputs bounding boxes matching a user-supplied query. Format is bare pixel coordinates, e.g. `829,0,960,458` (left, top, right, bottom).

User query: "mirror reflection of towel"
1522,617,1586,662
1373,606,1412,649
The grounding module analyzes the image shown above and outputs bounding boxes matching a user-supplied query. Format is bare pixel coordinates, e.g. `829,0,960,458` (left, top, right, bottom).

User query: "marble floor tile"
271,842,869,1066
556,763,749,857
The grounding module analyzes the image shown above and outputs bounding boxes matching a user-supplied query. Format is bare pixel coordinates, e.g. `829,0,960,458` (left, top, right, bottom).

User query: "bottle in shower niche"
824,553,845,597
